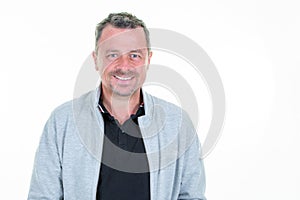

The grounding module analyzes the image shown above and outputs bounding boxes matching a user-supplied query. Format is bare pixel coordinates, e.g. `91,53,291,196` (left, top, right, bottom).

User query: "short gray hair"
95,12,151,53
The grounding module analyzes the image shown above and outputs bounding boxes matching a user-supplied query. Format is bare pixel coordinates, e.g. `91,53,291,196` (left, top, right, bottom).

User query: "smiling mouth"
114,75,134,81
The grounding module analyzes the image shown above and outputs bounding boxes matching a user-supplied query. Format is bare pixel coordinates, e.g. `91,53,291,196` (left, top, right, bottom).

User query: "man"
28,12,206,200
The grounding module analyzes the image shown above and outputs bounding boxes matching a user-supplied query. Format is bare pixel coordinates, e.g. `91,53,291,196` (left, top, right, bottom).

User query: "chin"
111,87,138,97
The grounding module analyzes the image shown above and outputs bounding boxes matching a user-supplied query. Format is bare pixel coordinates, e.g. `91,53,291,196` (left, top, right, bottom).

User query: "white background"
1,0,299,199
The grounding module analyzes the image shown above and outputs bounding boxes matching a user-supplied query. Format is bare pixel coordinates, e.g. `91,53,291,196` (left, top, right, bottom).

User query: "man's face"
93,25,152,97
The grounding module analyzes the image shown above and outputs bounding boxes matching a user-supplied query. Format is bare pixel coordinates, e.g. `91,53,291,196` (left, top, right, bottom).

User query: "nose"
117,54,131,69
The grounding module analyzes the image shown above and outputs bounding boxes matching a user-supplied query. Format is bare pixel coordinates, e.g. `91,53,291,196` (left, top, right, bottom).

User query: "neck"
101,87,141,124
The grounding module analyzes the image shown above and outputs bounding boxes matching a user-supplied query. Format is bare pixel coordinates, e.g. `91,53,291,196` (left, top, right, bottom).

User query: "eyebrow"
105,49,120,54
105,49,145,54
130,49,144,54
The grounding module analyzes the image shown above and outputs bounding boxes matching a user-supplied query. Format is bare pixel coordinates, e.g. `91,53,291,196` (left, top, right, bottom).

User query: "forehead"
98,25,148,53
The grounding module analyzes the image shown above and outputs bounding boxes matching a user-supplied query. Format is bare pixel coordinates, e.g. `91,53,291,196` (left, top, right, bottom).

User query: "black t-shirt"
96,100,150,200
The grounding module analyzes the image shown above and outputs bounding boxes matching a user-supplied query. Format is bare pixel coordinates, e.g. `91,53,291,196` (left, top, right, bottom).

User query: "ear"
147,51,153,64
92,51,98,71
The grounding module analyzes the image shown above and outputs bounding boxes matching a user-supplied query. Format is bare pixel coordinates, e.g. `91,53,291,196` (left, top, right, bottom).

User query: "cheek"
137,66,148,79
95,54,109,69
99,63,117,80
96,59,111,74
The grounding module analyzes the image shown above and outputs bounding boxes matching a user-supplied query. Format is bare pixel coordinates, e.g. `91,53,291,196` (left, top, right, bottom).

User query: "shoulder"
143,91,182,114
143,91,193,128
144,90,196,126
49,90,96,123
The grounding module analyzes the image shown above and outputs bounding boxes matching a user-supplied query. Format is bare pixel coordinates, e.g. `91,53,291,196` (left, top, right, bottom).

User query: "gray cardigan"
28,88,206,200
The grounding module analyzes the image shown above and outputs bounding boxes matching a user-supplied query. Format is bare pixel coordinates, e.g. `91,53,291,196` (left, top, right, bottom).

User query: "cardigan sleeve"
178,112,206,200
27,111,64,200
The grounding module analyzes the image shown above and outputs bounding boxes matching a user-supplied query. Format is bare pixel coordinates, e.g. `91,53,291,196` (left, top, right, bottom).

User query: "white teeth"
114,75,133,81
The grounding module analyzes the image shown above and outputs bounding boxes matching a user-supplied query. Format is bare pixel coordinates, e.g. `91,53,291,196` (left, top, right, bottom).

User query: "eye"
106,53,119,60
129,53,141,59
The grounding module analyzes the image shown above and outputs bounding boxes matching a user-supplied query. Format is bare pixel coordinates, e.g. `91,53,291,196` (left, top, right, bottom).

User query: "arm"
28,112,63,200
178,137,206,200
177,111,206,200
